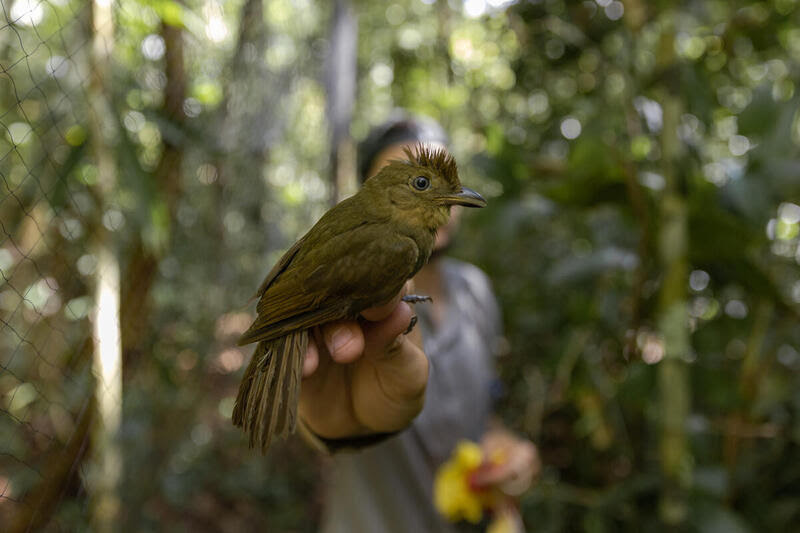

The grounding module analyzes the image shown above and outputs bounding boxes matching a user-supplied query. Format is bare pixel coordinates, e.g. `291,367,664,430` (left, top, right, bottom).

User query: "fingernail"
327,326,351,353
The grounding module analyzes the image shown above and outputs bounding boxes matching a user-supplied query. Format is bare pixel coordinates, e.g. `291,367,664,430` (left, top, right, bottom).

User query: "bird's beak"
440,187,487,208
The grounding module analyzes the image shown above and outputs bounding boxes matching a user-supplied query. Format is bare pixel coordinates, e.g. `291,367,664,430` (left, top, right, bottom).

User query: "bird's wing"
238,224,419,345
249,195,366,301
251,237,305,301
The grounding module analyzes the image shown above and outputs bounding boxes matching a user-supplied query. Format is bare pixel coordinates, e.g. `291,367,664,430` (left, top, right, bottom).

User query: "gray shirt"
321,258,501,533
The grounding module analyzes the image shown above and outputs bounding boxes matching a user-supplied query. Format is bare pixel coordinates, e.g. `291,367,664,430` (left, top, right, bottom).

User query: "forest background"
1,0,800,531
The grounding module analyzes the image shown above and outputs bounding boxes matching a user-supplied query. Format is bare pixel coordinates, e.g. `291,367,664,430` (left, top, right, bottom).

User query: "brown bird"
233,144,486,451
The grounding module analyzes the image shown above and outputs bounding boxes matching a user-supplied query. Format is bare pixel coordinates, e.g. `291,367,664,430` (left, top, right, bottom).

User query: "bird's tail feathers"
232,330,307,452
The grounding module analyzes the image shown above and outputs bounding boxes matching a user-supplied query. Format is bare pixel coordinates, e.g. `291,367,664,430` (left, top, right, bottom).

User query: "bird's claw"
405,315,418,335
402,294,433,304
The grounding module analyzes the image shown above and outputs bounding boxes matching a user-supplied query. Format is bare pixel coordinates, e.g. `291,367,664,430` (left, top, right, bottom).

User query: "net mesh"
1,1,111,529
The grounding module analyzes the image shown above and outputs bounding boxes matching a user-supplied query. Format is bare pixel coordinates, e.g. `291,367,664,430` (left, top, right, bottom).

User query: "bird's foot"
402,294,433,304
404,315,418,335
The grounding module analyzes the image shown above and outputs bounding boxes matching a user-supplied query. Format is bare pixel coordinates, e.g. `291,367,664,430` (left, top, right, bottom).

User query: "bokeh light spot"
463,0,487,18
141,34,165,61
10,0,43,26
728,134,750,156
724,300,748,319
7,122,32,146
605,1,624,21
560,117,582,139
689,270,710,292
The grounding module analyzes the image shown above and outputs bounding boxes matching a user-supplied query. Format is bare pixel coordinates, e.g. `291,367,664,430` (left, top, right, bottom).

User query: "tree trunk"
326,0,357,204
120,19,186,375
656,89,692,526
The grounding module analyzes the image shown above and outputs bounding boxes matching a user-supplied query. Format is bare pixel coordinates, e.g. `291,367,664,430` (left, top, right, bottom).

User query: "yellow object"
434,440,496,523
487,512,517,533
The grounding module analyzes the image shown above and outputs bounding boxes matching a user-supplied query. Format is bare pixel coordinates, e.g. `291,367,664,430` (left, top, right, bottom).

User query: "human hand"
471,426,540,496
297,281,429,439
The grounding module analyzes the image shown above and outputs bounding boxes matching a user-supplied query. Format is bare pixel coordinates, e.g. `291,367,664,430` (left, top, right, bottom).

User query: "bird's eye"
412,176,430,191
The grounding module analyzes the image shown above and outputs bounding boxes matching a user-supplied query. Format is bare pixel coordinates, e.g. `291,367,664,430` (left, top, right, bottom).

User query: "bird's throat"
425,205,451,231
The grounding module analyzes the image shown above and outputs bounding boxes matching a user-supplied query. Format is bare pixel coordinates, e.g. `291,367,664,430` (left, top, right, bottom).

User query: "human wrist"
297,418,399,454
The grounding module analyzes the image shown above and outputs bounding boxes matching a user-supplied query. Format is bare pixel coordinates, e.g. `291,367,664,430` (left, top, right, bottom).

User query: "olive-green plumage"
233,145,486,452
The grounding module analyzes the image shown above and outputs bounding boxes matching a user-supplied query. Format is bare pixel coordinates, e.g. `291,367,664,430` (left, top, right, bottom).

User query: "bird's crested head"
364,144,486,213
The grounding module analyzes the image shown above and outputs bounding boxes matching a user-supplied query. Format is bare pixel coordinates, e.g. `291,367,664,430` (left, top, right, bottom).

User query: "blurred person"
297,114,539,532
